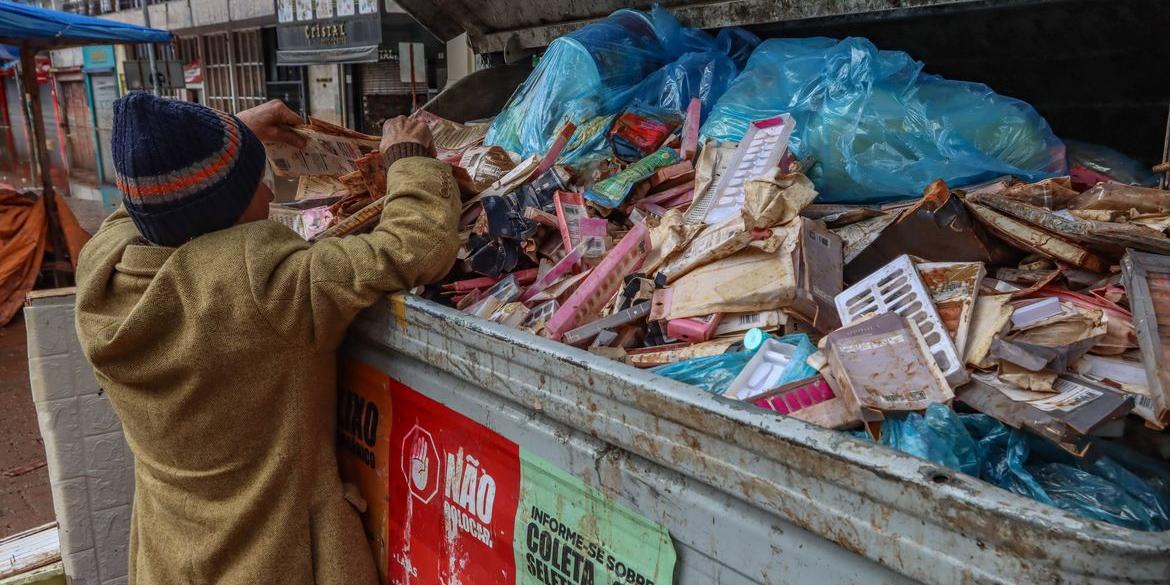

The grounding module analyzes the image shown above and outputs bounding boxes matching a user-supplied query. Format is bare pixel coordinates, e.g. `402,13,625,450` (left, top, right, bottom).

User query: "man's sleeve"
247,157,461,349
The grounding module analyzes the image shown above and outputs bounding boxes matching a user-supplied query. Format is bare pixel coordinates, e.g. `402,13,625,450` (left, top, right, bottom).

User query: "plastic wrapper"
702,37,1066,202
868,406,1170,531
724,333,818,399
650,349,753,395
647,5,759,69
1065,139,1159,187
715,27,761,70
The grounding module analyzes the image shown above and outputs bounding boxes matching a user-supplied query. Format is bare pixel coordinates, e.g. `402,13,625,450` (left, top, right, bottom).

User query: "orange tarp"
0,187,92,325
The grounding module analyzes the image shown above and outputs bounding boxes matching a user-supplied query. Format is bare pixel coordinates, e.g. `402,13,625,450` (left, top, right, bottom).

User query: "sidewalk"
0,315,54,538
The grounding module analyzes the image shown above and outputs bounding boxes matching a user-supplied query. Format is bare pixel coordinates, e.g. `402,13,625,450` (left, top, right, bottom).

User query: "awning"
0,0,172,49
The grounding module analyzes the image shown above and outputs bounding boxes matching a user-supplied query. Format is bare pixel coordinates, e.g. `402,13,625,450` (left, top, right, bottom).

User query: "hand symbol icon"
410,437,429,491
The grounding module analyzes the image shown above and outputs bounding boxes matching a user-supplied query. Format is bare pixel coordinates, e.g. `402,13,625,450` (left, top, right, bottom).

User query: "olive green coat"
74,157,460,585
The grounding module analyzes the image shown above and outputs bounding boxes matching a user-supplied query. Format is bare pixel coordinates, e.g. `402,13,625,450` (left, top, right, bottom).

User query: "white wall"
445,33,475,89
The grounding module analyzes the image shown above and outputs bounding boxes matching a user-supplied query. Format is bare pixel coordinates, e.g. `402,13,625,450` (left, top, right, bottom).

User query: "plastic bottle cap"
743,327,768,352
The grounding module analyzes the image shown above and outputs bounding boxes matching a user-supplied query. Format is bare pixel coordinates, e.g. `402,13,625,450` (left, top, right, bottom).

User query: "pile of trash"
268,7,1170,531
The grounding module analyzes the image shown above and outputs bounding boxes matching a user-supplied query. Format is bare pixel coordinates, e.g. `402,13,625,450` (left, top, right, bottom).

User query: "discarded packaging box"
1120,250,1170,429
915,261,985,357
657,218,839,329
825,312,955,418
957,372,1135,457
786,218,844,332
750,375,836,416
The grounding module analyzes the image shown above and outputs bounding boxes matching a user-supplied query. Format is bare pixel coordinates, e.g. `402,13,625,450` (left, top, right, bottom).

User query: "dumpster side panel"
345,339,920,585
347,297,1170,585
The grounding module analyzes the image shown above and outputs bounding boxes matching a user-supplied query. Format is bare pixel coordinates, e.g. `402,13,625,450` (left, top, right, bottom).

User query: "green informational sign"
515,451,676,585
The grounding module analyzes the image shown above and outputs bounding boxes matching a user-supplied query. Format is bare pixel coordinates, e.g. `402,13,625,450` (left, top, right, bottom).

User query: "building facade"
3,0,476,205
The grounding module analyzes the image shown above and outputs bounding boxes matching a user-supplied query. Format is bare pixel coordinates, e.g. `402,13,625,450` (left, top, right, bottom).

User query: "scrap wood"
2,459,46,478
966,201,1110,273
973,192,1170,256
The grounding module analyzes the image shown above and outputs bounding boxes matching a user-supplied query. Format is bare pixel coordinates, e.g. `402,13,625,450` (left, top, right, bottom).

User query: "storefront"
81,45,120,206
274,1,446,132
353,13,445,132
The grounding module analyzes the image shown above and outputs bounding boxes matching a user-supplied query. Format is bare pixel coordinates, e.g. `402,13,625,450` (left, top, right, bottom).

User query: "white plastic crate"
834,255,968,386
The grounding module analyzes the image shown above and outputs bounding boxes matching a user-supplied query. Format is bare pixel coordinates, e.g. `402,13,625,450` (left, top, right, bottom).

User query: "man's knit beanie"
112,92,266,246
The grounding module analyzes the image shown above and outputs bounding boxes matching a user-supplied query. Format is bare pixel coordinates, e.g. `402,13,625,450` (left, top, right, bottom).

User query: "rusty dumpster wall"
348,296,1170,585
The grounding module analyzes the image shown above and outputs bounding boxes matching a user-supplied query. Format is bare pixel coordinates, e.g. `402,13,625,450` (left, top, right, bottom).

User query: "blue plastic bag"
879,404,982,477
486,6,759,164
871,405,1170,531
650,350,753,395
715,27,761,70
485,9,671,162
626,50,739,122
701,37,1067,202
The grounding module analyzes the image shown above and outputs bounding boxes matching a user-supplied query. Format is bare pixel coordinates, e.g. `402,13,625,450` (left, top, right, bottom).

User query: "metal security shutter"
90,72,118,184
58,80,95,175
358,61,423,132
0,77,25,170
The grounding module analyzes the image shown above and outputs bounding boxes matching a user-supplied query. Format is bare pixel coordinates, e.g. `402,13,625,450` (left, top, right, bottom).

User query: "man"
74,93,460,584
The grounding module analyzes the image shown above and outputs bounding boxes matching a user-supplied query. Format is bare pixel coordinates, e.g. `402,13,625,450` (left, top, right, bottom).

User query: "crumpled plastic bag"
880,404,982,477
1065,139,1159,187
702,37,1067,203
648,6,760,70
485,9,672,162
869,404,1170,531
486,6,756,164
650,350,754,395
652,333,816,396
626,50,739,123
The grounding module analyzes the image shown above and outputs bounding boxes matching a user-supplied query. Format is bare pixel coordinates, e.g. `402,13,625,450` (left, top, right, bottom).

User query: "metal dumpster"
342,1,1170,583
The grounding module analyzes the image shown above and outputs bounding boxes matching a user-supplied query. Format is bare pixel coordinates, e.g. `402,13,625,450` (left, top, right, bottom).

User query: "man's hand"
380,116,434,154
237,100,308,148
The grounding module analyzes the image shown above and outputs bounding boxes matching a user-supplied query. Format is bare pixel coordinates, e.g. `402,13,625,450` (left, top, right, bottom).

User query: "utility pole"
141,0,161,95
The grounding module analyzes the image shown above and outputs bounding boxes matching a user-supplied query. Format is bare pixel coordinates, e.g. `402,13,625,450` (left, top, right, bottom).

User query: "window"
232,30,267,111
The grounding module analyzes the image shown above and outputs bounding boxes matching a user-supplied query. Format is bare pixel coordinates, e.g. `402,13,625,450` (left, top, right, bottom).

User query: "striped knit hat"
113,93,266,246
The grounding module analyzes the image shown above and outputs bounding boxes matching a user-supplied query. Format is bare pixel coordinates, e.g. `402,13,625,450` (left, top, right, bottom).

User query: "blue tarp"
0,0,171,48
0,44,17,62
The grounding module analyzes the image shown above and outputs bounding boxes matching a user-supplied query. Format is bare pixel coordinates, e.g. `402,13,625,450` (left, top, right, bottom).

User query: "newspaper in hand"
267,125,380,177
